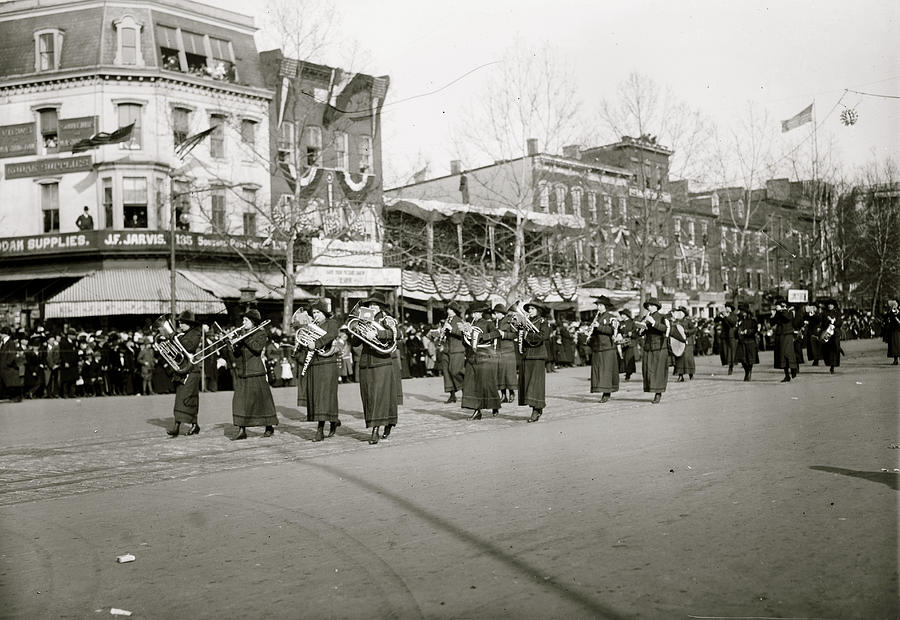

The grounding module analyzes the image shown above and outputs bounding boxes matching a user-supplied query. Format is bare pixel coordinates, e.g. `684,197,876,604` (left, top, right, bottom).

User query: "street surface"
0,340,896,619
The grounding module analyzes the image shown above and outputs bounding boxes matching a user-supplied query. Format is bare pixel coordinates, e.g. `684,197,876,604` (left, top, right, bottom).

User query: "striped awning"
178,269,316,301
385,198,586,231
401,270,579,303
44,268,226,318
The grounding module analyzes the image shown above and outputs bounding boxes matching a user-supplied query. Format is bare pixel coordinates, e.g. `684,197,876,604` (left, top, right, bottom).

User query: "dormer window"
34,29,64,72
155,25,236,82
114,16,144,66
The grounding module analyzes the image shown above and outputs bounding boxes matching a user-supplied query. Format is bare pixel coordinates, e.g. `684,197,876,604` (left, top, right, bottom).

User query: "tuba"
346,302,397,354
290,308,338,376
152,314,269,373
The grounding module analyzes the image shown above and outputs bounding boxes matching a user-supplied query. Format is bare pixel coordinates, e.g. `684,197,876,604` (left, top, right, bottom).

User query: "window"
211,187,226,231
604,195,613,220
123,177,148,228
335,131,349,171
358,135,372,174
121,27,137,64
756,231,765,254
117,103,142,149
209,114,225,158
41,182,59,232
701,221,709,245
34,30,63,71
736,199,745,219
172,107,190,146
643,162,652,188
687,220,696,245
240,119,256,148
172,180,191,231
554,185,566,214
673,217,681,242
756,272,763,290
607,246,615,265
182,30,208,75
538,182,549,212
591,244,600,266
732,228,738,253
720,226,727,253
209,37,236,81
571,187,582,213
659,258,668,285
305,126,322,166
242,187,257,235
746,270,752,289
114,16,144,66
619,196,627,222
38,108,58,154
277,121,295,171
588,192,597,223
158,25,182,71
102,178,113,228
676,259,683,285
690,261,698,289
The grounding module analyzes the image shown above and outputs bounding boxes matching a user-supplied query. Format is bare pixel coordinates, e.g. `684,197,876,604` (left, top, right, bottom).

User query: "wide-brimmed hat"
492,303,508,314
243,308,262,325
676,306,690,316
469,302,491,315
820,298,838,307
619,308,632,318
364,292,390,309
773,296,787,306
592,295,613,309
523,301,547,316
309,299,332,318
724,301,735,310
446,302,463,316
177,310,197,324
643,298,661,310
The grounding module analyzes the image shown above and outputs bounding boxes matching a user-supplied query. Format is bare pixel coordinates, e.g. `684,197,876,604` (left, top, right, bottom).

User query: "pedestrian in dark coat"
492,304,518,403
820,300,842,373
461,303,501,419
231,309,277,440
791,306,806,367
351,293,399,444
617,310,637,379
557,322,575,367
803,306,822,365
771,298,798,382
734,303,759,381
672,307,696,381
167,311,203,437
715,302,738,374
640,299,679,404
588,296,619,403
296,300,341,442
0,331,25,401
518,302,549,422
45,335,61,398
440,303,466,403
137,339,155,395
59,330,79,398
883,299,900,364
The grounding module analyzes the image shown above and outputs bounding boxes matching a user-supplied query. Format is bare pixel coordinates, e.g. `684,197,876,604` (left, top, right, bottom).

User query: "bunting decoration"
71,123,135,153
174,126,217,159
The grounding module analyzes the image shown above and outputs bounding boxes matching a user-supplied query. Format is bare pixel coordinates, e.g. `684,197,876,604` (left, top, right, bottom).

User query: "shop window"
102,178,113,228
117,103,142,149
358,135,372,174
172,107,190,146
34,30,63,72
123,177,148,228
209,114,225,158
38,108,59,154
41,182,59,232
211,187,226,232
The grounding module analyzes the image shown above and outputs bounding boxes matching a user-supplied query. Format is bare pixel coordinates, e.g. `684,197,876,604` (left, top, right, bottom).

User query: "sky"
217,0,899,187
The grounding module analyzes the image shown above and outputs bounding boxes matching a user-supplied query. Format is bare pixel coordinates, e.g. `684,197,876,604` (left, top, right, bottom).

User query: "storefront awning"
178,269,316,301
44,268,226,318
400,270,579,304
385,198,586,231
0,268,94,281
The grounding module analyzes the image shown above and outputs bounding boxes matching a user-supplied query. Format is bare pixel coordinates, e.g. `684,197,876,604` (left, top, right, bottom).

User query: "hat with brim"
619,308,632,318
773,297,787,306
724,301,735,310
243,308,262,325
364,292,390,309
309,299,332,318
469,303,490,315
676,306,690,316
447,302,463,316
643,298,661,310
523,301,547,316
592,295,614,309
177,310,197,324
492,303,508,314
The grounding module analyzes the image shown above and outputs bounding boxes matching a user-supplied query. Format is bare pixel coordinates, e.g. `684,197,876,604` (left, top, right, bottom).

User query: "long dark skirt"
642,348,669,393
173,371,201,424
618,345,636,376
359,363,398,428
774,335,798,370
590,349,619,393
496,350,518,390
673,348,695,376
391,349,404,405
735,339,759,365
298,360,339,422
442,351,465,393
518,359,546,409
232,375,278,427
793,339,805,364
719,339,736,366
462,349,501,411
821,336,841,367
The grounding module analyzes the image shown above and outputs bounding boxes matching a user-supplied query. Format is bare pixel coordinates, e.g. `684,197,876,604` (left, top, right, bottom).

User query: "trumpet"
152,315,269,373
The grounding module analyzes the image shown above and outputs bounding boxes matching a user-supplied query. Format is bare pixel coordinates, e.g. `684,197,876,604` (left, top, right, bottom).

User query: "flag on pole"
781,103,813,133
70,123,135,153
174,126,217,159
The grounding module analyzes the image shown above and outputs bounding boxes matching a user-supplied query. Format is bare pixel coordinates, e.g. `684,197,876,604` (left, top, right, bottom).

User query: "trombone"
152,315,270,373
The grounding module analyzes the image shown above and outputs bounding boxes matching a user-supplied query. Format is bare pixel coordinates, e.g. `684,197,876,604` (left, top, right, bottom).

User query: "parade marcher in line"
803,304,822,366
820,299,843,374
882,298,900,365
640,298,679,404
715,302,738,375
351,292,399,444
440,303,466,404
460,303,501,420
672,306,696,382
791,303,806,370
588,295,619,403
734,303,759,381
492,303,517,404
167,311,203,437
617,309,637,380
519,301,550,422
296,300,341,442
771,298,798,382
231,309,278,440
137,338,156,395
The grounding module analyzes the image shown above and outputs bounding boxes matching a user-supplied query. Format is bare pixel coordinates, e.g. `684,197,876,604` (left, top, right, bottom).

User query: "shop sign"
296,265,401,287
0,122,36,159
787,289,808,303
310,238,383,267
58,116,98,150
5,155,93,179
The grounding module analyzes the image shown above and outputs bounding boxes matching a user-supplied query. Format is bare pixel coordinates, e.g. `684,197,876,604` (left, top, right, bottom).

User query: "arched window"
571,187,583,214
34,29,64,72
114,16,145,66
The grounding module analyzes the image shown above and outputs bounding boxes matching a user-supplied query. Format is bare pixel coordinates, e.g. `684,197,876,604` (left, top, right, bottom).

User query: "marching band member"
640,298,677,404
491,303,517,404
771,297,798,382
671,306,696,382
519,301,550,422
167,310,202,437
715,301,738,375
803,304,822,366
440,303,466,404
820,299,843,374
231,309,278,440
461,303,501,420
588,295,619,403
351,292,398,444
617,309,637,380
734,302,759,381
883,298,900,365
296,300,341,442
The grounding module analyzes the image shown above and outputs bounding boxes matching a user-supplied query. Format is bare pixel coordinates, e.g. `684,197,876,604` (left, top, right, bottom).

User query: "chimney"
526,138,539,156
562,144,581,160
450,160,461,175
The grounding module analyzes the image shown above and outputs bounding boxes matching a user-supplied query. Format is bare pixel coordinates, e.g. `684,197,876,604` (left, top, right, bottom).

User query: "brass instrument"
346,302,397,354
577,308,603,337
506,301,539,334
457,321,483,349
152,315,269,373
290,307,338,376
436,316,453,345
820,321,836,343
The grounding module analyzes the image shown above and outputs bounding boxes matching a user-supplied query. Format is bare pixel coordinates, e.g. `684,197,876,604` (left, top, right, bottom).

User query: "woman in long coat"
771,298,798,382
734,303,760,381
460,303,500,420
883,299,900,365
617,309,637,380
588,296,619,403
672,306,696,381
820,300,843,374
296,300,340,442
641,298,681,404
351,293,398,444
231,309,278,440
492,304,518,403
167,310,203,437
518,302,550,422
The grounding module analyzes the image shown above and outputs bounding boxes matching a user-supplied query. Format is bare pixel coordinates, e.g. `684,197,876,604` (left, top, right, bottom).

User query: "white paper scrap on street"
116,554,136,563
110,609,132,617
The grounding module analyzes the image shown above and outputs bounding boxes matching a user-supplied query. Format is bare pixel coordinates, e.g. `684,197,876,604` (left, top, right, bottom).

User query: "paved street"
0,340,896,619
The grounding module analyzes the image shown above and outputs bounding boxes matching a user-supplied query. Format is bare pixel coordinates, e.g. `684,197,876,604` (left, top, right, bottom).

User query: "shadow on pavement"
403,392,448,404
810,465,899,490
275,405,305,421
403,406,473,422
